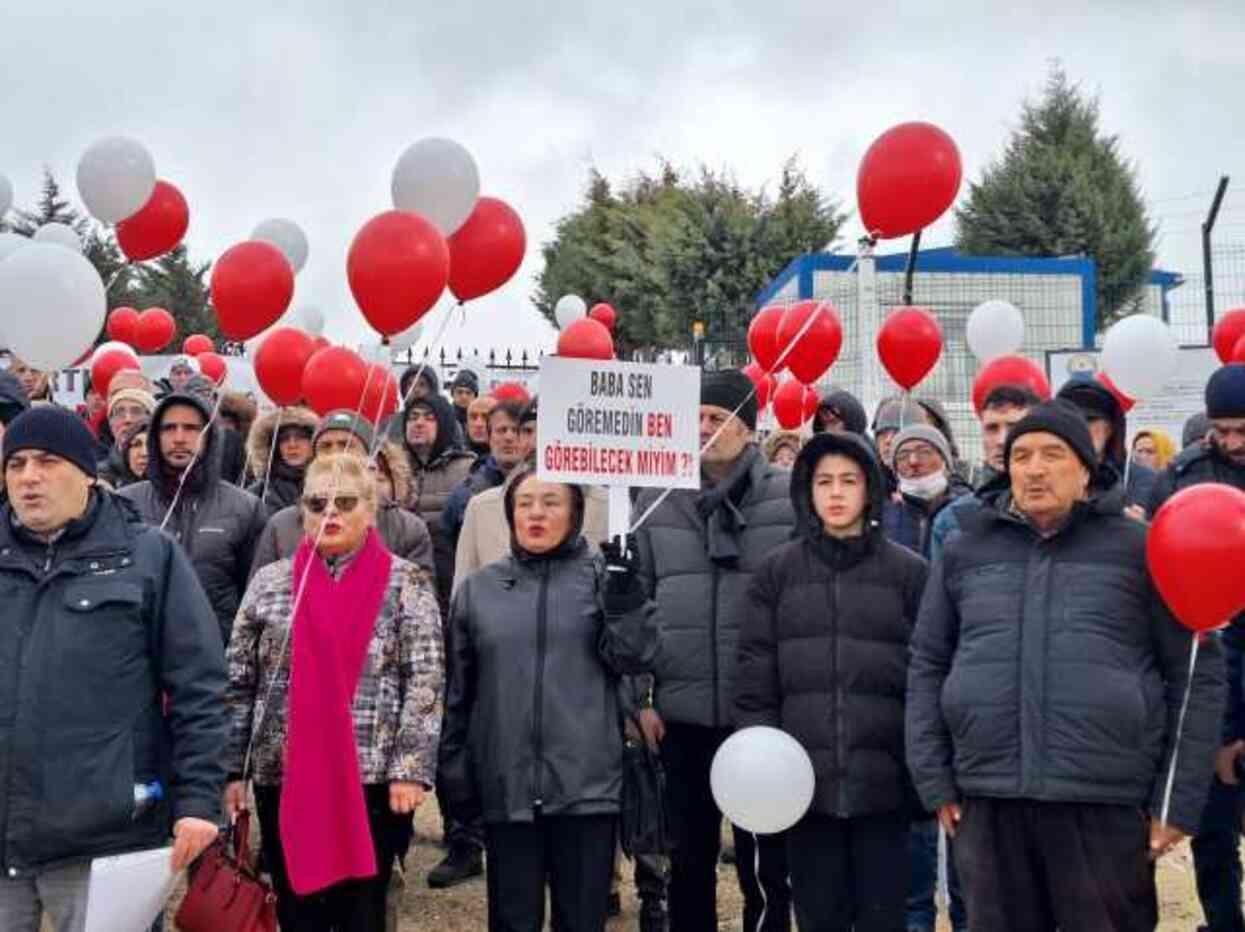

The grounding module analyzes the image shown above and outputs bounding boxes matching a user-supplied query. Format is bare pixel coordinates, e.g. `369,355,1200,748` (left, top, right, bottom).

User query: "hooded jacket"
118,393,268,643
0,491,227,873
736,432,929,818
633,444,795,728
906,486,1225,835
219,391,258,485
438,508,658,824
812,389,867,436
97,420,149,490
244,407,318,515
0,371,31,428
1056,378,1156,510
762,430,803,465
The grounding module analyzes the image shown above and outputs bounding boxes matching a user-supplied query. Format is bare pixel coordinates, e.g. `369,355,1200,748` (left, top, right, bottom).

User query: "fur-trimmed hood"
247,406,318,478
375,439,414,505
220,391,259,440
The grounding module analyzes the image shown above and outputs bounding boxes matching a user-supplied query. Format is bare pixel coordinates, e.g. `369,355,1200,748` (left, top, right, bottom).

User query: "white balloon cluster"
0,244,106,370
76,136,157,225
33,222,82,254
554,294,587,330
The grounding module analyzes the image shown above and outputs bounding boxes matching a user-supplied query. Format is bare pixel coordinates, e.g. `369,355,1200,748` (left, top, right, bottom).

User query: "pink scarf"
280,528,393,895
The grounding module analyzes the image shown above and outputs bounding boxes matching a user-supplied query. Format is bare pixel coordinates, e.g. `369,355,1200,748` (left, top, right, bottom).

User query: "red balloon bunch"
772,377,817,429
116,180,190,262
212,241,296,340
747,305,787,374
107,307,140,345
775,300,843,385
1148,484,1245,632
348,211,449,337
134,308,176,353
196,352,228,386
91,346,141,397
857,122,962,239
183,334,214,356
557,317,614,360
588,303,617,331
1212,309,1245,364
361,364,400,424
493,381,531,404
447,197,526,303
877,307,943,390
255,328,317,406
742,362,777,410
971,355,1051,414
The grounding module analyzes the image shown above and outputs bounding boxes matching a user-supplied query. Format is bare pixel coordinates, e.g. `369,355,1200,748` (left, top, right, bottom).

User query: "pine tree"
128,245,221,343
955,66,1156,330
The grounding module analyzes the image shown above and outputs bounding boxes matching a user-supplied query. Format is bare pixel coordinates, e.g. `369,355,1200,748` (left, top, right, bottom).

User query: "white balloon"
251,217,309,274
33,223,82,253
965,299,1025,362
389,320,425,352
710,726,815,834
0,232,29,263
391,137,480,235
76,136,157,224
0,244,106,370
92,340,137,362
0,173,12,218
555,294,587,330
1102,314,1179,402
294,305,326,336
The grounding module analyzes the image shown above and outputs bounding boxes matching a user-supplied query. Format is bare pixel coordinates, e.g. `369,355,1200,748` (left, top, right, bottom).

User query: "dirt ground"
146,797,1208,930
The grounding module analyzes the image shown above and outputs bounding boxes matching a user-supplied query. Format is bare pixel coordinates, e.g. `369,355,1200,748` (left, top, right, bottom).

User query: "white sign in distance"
537,357,701,490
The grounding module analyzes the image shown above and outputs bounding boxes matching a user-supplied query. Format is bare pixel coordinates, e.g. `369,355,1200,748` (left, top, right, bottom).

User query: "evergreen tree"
955,66,1156,329
128,245,221,343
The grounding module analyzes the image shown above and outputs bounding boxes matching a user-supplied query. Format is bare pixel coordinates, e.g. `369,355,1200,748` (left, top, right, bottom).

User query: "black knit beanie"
3,406,100,478
701,370,758,430
1206,365,1245,419
1003,401,1097,473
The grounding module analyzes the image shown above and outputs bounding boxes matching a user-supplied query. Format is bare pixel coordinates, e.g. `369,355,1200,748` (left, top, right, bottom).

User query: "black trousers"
484,813,616,932
786,811,909,932
954,797,1157,932
662,722,792,932
254,783,399,932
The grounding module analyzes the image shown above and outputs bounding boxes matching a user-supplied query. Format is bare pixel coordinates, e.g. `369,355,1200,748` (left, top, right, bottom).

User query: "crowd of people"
0,345,1244,932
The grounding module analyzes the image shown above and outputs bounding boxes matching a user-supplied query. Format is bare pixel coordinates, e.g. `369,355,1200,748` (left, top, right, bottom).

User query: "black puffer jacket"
439,534,658,824
906,489,1225,834
0,492,227,873
633,445,794,728
736,433,929,818
119,394,268,644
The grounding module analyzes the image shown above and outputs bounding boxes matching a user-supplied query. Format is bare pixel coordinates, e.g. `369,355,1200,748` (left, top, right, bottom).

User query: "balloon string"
104,260,133,293
158,388,228,532
1160,633,1200,826
630,255,863,536
752,832,767,932
259,408,283,509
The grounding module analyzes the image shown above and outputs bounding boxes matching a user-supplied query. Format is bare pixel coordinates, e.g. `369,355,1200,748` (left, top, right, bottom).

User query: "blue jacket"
441,456,507,548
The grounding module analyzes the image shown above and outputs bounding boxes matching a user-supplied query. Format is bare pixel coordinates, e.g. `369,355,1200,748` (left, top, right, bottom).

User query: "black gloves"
601,535,644,613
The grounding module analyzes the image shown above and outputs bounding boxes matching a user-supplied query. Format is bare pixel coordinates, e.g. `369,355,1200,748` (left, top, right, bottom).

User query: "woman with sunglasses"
439,466,658,931
224,452,445,932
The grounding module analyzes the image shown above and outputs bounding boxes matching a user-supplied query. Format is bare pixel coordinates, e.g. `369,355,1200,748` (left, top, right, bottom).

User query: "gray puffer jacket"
906,490,1225,835
633,445,794,728
119,393,268,644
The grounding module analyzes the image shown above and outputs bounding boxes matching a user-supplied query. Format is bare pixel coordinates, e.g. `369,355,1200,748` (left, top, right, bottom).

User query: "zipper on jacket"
832,572,845,816
711,564,721,728
530,562,551,809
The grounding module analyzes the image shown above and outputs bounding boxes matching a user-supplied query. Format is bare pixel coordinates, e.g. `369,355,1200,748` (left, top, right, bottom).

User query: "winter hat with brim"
313,410,375,450
3,406,100,478
889,424,953,472
1206,365,1245,419
701,370,758,430
1004,401,1097,473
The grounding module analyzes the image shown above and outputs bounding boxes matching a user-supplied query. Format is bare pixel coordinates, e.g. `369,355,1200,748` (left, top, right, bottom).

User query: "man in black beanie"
1149,364,1245,932
448,369,479,430
908,399,1225,930
630,368,794,931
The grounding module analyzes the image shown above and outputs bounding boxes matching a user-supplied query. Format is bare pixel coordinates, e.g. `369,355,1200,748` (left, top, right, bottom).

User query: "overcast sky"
3,0,1244,356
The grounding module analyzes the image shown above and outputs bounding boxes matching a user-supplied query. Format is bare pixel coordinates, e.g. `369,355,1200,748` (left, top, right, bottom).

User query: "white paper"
85,846,176,932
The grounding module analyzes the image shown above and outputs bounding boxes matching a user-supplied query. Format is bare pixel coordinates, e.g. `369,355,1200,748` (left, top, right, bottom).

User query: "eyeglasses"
894,446,941,466
301,494,361,515
110,404,148,420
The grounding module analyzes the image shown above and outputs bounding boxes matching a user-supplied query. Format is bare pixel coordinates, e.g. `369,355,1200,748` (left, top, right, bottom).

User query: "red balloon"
877,306,943,390
971,354,1052,414
492,381,531,404
1233,335,1245,365
588,303,617,331
747,305,787,374
802,385,820,423
313,336,331,352
772,378,812,429
1148,484,1245,632
196,352,228,386
447,197,526,303
361,364,400,424
1212,308,1245,364
742,362,778,410
1095,371,1135,414
107,307,140,345
183,334,214,356
134,307,176,353
211,241,295,341
857,122,962,240
90,347,140,398
557,317,614,360
775,300,843,385
302,346,371,416
115,180,189,261
255,327,316,405
348,210,449,336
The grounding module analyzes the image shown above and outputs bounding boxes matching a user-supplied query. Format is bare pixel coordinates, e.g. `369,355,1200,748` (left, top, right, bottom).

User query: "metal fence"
1166,242,1245,346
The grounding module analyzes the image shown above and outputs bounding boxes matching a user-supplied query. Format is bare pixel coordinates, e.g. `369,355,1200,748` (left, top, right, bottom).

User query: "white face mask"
899,472,948,501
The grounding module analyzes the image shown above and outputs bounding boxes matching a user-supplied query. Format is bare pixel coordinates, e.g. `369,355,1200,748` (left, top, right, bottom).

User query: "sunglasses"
301,494,361,515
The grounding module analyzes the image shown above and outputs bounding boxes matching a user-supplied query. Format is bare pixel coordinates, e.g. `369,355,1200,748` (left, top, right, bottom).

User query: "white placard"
85,846,176,932
537,356,701,490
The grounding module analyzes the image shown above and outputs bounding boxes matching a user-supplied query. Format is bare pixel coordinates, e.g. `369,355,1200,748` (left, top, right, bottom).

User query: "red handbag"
175,810,277,932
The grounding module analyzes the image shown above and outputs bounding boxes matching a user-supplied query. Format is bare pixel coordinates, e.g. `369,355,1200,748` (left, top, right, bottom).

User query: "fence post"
1203,176,1230,336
